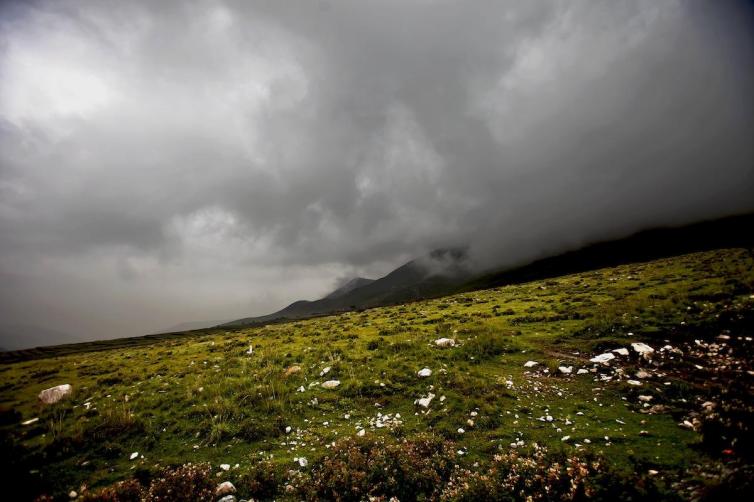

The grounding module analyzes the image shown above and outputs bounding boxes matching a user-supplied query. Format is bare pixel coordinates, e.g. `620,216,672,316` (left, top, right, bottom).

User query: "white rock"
558,366,572,374
129,451,139,460
457,428,465,434
627,380,642,386
21,417,39,425
220,463,230,471
297,457,308,467
417,368,432,377
320,366,331,376
612,348,629,356
357,429,365,437
216,481,236,497
590,353,615,364
69,491,77,499
38,384,72,405
217,496,236,502
546,415,554,422
638,395,653,402
434,338,456,348
523,361,539,368
631,343,654,355
416,393,435,408
285,426,292,434
321,380,340,389
576,369,589,375
562,435,571,441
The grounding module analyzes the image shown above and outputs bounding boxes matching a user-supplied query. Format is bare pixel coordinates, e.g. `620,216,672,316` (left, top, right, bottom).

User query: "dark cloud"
1,0,752,344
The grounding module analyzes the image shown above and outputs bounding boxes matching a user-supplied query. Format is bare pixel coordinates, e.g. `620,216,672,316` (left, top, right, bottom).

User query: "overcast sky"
1,0,752,344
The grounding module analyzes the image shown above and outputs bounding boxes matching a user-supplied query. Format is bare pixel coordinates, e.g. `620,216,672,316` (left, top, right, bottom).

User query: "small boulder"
631,343,654,356
417,368,432,377
416,393,435,408
523,361,539,368
38,384,72,405
590,353,615,364
216,481,236,497
612,348,629,356
321,380,340,389
434,338,456,348
558,366,572,374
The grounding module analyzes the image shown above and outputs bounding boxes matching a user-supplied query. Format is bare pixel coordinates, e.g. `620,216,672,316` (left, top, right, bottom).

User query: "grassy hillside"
1,248,753,501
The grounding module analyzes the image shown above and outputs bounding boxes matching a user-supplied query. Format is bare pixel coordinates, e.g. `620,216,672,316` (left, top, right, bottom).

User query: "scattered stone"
220,463,230,471
38,384,72,405
416,393,435,408
21,417,39,426
321,380,340,389
638,395,653,402
295,457,308,467
558,366,572,374
357,429,365,437
627,380,642,386
129,452,139,460
590,353,615,364
523,361,539,368
457,428,465,434
635,370,651,379
69,491,77,499
417,368,433,377
562,435,571,441
612,348,629,356
576,369,589,375
631,343,654,357
434,338,456,348
320,366,331,376
216,481,236,497
218,496,236,502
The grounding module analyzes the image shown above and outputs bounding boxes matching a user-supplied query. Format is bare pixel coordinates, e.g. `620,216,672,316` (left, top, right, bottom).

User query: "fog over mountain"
1,0,752,346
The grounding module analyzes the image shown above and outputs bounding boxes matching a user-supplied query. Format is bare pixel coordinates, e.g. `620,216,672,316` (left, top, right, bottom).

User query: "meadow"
1,248,753,501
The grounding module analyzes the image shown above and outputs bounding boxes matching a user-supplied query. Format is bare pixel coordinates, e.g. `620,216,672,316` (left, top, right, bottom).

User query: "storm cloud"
1,0,752,344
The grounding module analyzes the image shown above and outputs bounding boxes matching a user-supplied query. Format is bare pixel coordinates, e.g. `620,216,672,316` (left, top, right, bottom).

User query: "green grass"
1,248,753,500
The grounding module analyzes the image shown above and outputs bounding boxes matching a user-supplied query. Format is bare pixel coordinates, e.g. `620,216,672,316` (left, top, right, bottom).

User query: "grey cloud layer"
1,0,752,342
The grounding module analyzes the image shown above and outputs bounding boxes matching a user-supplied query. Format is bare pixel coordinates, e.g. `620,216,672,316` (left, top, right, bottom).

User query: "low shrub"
146,463,214,501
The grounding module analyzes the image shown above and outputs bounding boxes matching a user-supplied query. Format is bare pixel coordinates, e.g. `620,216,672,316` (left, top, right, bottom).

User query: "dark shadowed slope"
463,212,754,291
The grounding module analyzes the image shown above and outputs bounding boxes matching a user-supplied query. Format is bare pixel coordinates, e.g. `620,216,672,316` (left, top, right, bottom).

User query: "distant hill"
324,278,375,299
222,213,754,328
158,320,233,333
220,248,471,328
